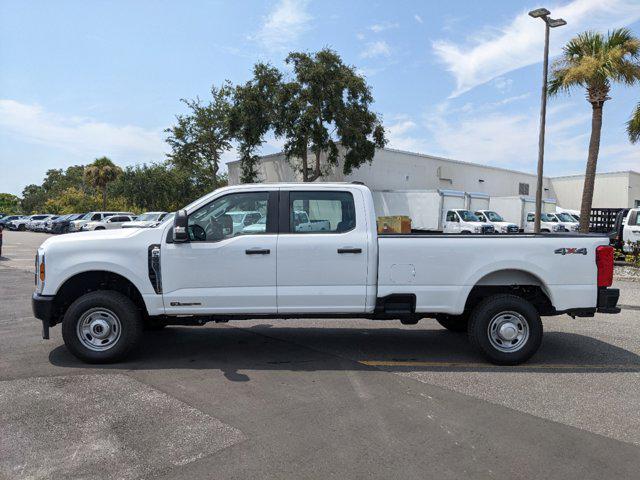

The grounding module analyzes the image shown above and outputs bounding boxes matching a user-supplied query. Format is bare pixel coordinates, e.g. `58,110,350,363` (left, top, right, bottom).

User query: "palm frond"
627,102,640,144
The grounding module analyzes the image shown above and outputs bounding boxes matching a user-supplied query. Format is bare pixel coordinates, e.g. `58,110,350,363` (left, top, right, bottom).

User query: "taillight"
596,245,613,287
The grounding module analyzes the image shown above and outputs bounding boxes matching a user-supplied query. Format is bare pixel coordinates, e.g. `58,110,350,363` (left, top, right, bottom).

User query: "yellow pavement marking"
359,360,640,370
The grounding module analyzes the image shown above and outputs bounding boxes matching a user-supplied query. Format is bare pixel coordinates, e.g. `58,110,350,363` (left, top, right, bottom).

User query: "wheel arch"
462,268,554,315
51,270,148,326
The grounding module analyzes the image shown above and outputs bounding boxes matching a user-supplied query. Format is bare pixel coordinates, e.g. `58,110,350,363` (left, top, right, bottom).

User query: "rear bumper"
32,292,55,339
597,287,620,314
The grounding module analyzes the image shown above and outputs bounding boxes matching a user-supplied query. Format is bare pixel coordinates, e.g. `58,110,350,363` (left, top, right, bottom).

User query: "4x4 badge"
554,247,588,255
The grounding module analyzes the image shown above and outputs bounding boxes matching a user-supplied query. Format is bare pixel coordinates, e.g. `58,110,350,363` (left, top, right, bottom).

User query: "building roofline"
550,170,640,179
227,146,638,180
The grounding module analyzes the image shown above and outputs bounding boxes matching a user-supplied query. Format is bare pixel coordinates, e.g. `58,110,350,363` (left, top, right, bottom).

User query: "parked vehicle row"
3,211,172,234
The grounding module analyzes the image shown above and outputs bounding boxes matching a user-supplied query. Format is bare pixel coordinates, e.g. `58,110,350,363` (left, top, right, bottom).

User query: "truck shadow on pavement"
47,324,640,381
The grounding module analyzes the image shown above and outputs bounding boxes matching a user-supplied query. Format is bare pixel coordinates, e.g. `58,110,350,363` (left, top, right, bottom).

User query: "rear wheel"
18,224,25,231
468,294,542,365
62,290,143,363
435,314,468,332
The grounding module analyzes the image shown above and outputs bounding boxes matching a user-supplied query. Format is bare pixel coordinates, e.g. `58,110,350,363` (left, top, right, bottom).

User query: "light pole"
529,8,566,233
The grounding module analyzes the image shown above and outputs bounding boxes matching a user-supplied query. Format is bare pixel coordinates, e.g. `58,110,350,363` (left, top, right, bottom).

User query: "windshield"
81,213,94,220
484,211,503,222
556,212,575,222
541,213,558,222
458,210,481,222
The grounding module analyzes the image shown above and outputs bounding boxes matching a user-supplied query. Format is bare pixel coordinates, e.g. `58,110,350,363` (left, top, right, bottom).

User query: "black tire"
468,294,543,365
95,226,105,230
62,290,143,363
435,314,468,332
18,224,25,231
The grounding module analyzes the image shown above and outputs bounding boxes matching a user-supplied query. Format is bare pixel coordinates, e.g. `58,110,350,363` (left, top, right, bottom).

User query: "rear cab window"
288,191,356,233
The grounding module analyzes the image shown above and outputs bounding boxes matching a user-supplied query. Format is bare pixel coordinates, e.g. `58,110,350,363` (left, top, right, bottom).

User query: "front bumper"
32,292,55,339
597,287,620,314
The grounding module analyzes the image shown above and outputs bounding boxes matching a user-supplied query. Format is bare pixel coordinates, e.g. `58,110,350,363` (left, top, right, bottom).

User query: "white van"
443,209,495,234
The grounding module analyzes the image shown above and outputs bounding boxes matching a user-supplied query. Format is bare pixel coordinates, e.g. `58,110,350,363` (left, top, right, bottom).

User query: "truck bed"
376,233,609,315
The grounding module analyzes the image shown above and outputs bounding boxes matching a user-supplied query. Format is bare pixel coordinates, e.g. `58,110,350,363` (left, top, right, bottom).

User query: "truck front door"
276,189,369,314
161,190,278,315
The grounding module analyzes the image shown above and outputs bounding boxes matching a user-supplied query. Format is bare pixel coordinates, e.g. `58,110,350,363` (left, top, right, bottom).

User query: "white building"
226,147,639,209
227,148,556,199
550,171,640,210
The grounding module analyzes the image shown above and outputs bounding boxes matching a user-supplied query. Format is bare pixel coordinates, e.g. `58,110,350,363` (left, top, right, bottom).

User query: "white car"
81,215,137,231
552,212,580,232
32,183,620,366
32,215,59,232
11,215,50,231
474,210,519,233
443,209,495,234
524,212,568,233
621,208,640,252
70,211,135,232
121,212,169,229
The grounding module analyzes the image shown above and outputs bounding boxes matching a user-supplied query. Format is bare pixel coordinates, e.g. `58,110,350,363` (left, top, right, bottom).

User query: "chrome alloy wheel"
76,308,122,351
487,311,529,353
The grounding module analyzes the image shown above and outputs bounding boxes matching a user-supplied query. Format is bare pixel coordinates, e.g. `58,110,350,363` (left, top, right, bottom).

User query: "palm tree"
84,157,123,210
628,103,640,143
549,28,640,232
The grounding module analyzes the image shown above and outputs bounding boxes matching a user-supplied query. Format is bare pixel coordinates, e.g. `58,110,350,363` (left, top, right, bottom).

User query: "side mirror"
173,209,189,242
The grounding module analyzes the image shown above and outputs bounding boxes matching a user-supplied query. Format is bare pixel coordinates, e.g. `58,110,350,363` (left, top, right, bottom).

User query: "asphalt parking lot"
1,230,640,479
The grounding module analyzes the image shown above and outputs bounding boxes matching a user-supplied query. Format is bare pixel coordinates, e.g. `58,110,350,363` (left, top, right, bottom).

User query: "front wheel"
62,290,143,363
468,294,542,365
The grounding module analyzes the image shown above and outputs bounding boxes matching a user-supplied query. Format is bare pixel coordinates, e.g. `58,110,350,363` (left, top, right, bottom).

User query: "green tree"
21,184,47,213
628,103,640,143
84,157,123,210
230,63,283,183
44,187,100,214
275,48,386,182
166,83,233,190
549,29,640,232
0,193,21,214
110,161,215,212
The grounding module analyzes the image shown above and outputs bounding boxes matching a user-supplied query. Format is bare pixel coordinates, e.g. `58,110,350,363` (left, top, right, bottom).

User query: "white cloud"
492,76,513,93
252,0,312,52
432,0,640,98
414,14,423,24
369,21,399,33
422,99,617,175
360,40,391,59
0,99,166,159
385,115,430,153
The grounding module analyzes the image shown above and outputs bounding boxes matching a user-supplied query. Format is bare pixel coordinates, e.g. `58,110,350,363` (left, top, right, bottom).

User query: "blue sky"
1,0,639,195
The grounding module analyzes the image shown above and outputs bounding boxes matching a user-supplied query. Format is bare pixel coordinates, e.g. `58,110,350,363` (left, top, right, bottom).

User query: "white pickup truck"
32,183,620,365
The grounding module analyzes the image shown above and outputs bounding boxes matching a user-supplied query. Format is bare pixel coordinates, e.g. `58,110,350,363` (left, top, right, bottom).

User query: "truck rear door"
276,188,369,314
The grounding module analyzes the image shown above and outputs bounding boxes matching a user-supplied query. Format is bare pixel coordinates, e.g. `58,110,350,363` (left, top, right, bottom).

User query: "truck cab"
474,210,519,233
622,208,640,251
443,209,495,234
551,212,579,232
524,212,567,233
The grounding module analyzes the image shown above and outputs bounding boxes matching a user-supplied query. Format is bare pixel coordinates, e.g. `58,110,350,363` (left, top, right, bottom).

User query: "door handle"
337,247,362,254
245,248,270,255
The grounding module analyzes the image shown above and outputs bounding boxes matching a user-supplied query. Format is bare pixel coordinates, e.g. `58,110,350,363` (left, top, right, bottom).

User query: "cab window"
527,213,534,222
446,211,458,222
289,191,355,233
188,192,270,242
